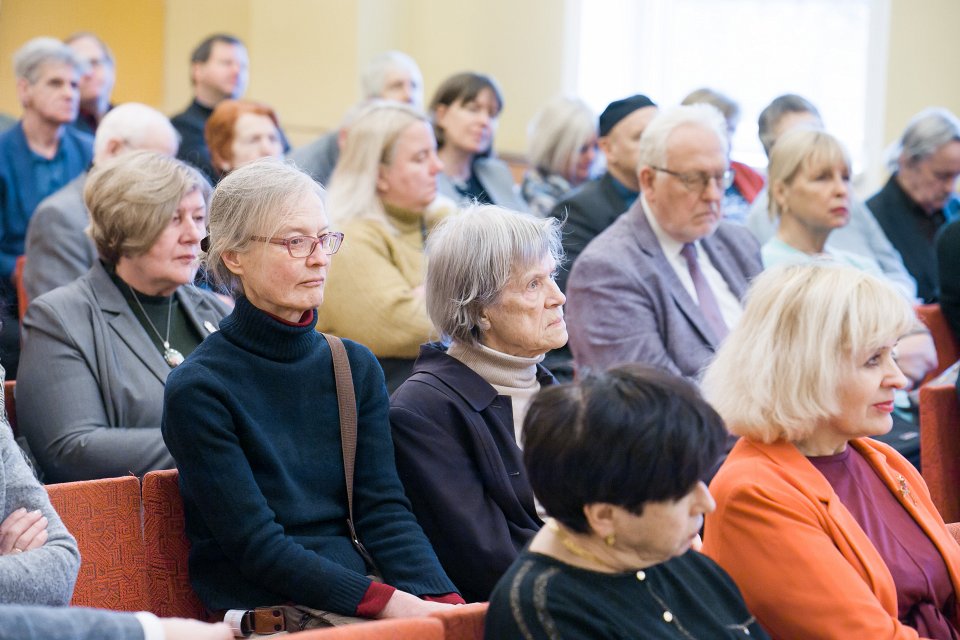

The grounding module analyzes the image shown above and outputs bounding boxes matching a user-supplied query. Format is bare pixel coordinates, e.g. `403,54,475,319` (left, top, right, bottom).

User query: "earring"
604,533,616,547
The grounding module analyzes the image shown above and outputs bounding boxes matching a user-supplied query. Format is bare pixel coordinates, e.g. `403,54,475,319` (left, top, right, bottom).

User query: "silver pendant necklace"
128,285,184,367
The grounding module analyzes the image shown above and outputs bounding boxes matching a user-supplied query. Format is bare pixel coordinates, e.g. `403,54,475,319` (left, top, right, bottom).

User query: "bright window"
572,0,890,177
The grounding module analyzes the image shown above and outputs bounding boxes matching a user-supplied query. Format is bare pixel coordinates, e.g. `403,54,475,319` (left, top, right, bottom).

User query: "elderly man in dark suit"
548,94,658,293
565,104,762,379
867,107,960,303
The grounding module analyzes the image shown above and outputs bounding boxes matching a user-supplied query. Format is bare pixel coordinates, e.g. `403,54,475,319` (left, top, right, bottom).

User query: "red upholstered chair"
295,618,445,639
919,383,960,523
13,255,27,324
45,475,147,610
142,468,206,619
3,380,16,437
917,303,960,383
430,602,488,640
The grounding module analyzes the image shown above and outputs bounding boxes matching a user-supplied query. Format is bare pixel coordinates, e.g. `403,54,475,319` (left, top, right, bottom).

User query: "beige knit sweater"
316,204,445,358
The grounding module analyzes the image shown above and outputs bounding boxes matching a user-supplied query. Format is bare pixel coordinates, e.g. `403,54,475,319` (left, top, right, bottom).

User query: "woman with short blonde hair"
702,263,960,639
761,128,935,384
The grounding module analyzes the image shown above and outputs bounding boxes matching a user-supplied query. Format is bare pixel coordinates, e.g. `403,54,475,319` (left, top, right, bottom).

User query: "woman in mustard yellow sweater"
319,101,453,391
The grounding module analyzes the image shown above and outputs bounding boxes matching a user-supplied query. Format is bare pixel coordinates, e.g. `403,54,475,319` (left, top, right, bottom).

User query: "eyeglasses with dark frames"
651,166,735,194
250,232,345,258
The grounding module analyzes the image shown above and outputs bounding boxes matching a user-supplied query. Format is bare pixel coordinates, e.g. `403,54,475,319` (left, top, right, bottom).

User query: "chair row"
45,469,486,639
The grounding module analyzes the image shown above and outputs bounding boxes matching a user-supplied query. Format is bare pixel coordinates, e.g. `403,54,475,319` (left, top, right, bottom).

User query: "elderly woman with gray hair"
521,96,598,216
867,107,960,303
162,159,461,631
390,205,566,602
17,151,229,483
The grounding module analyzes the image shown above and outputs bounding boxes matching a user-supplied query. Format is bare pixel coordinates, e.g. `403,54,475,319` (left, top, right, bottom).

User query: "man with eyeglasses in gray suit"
565,104,762,380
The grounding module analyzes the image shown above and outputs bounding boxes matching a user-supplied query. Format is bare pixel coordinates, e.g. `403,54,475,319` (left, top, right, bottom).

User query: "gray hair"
326,101,429,228
204,159,323,295
360,51,423,106
13,37,84,83
681,87,740,127
425,205,563,345
84,151,210,264
757,94,822,157
637,104,729,170
93,103,180,161
65,32,115,67
889,107,960,172
527,96,597,179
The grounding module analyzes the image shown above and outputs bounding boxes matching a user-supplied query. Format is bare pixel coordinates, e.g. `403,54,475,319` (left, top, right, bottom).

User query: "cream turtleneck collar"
447,340,543,445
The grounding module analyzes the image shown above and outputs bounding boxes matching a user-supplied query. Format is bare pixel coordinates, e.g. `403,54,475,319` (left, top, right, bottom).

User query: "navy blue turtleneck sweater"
161,296,457,615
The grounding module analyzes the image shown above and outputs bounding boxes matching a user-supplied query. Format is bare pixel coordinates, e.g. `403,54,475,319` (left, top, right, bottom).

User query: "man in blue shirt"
0,37,93,376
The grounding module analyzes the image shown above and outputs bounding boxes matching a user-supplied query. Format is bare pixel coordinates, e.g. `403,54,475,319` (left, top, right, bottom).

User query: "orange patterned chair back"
142,468,206,619
295,618,445,639
430,602,488,640
920,383,960,523
917,303,960,382
46,475,147,610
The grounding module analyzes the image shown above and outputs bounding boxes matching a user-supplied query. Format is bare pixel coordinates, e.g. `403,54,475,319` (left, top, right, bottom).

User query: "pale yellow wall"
0,0,957,162
401,0,567,156
162,0,250,115
883,0,960,151
0,0,164,116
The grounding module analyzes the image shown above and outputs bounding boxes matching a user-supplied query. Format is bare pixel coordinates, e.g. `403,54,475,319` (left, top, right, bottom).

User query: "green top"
107,266,203,362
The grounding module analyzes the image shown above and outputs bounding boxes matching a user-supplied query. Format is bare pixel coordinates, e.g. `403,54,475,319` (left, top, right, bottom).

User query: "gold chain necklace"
547,519,756,638
547,519,617,571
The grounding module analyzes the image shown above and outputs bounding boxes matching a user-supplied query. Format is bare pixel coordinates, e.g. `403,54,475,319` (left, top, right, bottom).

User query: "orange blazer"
703,437,960,640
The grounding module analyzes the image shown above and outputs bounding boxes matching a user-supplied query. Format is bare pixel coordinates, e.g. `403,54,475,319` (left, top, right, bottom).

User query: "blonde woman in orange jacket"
702,263,960,640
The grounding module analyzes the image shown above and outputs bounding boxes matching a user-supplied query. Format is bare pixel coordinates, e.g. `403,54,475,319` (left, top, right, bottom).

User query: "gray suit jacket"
23,173,95,303
287,130,340,188
549,172,630,293
566,200,762,379
437,157,529,212
18,261,230,483
0,604,142,640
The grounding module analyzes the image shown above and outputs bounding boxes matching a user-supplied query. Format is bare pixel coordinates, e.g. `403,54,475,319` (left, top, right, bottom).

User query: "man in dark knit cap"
548,94,658,293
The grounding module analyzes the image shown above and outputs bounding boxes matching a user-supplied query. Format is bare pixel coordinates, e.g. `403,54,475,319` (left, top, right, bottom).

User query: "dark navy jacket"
390,342,550,602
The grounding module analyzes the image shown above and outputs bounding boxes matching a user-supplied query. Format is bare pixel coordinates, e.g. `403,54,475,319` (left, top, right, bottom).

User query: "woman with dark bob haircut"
485,365,769,639
430,71,528,211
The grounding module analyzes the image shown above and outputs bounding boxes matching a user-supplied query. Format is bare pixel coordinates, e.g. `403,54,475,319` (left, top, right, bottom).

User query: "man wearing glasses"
565,104,762,380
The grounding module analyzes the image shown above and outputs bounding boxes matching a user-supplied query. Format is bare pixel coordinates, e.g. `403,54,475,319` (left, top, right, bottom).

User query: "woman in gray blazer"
17,151,230,483
430,72,528,212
